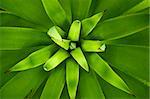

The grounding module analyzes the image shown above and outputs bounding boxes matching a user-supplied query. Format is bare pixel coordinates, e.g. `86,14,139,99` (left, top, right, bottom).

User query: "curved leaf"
0,47,41,88
59,0,72,23
41,65,65,99
9,45,58,71
87,13,149,41
68,20,81,41
99,44,149,85
98,70,149,98
136,7,150,14
81,40,106,52
90,0,142,20
60,85,70,99
0,27,51,50
70,47,89,72
0,67,48,99
66,58,79,99
81,12,103,37
42,0,69,29
0,11,47,32
78,69,105,99
44,48,70,71
106,28,149,47
32,79,47,99
47,26,67,41
86,53,132,94
0,0,53,28
71,0,92,20
51,38,70,50
124,0,150,14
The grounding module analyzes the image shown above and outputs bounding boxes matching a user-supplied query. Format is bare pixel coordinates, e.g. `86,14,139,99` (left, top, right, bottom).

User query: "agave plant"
0,0,149,99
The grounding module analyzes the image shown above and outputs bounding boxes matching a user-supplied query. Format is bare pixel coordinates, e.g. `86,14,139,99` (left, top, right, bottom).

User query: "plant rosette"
0,0,149,99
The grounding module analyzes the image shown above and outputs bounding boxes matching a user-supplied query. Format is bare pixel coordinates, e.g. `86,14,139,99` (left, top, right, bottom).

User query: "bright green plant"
0,0,149,99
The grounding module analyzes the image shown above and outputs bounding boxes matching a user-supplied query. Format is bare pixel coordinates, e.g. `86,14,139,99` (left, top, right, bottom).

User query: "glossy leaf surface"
10,45,58,71
86,53,132,94
44,48,70,71
41,65,65,99
66,58,79,99
70,48,89,71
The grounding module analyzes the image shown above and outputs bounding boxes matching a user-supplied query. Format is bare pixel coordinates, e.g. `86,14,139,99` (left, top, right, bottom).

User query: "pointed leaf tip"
66,58,79,99
81,12,104,37
87,53,132,94
70,47,89,72
43,48,70,71
41,65,65,99
10,45,58,72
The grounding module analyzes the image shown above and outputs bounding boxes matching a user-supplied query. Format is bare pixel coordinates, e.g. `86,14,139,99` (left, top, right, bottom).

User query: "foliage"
0,0,149,99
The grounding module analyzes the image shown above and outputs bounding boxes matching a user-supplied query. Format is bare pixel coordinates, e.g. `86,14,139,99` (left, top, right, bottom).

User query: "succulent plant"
0,0,149,99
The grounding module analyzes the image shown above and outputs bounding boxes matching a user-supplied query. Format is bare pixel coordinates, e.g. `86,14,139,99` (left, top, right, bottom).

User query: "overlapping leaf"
66,58,79,99
42,0,69,29
10,45,58,71
78,69,105,99
0,27,51,50
70,48,89,71
0,0,53,28
90,0,142,19
71,0,92,20
86,53,132,94
0,47,41,88
0,67,48,99
41,65,65,99
87,13,149,40
44,48,70,71
0,0,149,99
99,44,149,85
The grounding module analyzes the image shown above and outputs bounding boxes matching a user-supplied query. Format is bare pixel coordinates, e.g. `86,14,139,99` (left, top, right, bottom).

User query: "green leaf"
68,20,81,41
60,85,70,99
44,48,70,71
136,7,150,14
42,0,69,29
0,67,48,99
51,38,70,50
41,65,65,99
99,44,149,84
66,58,79,99
59,0,72,23
98,69,149,98
78,69,105,99
70,47,89,71
70,42,76,50
86,53,132,94
32,80,47,99
81,12,103,37
47,26,66,41
81,40,106,52
87,13,149,41
91,0,143,20
124,0,150,14
0,0,53,28
0,27,51,50
9,44,58,71
0,47,41,88
71,0,92,20
0,11,47,32
106,28,149,47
